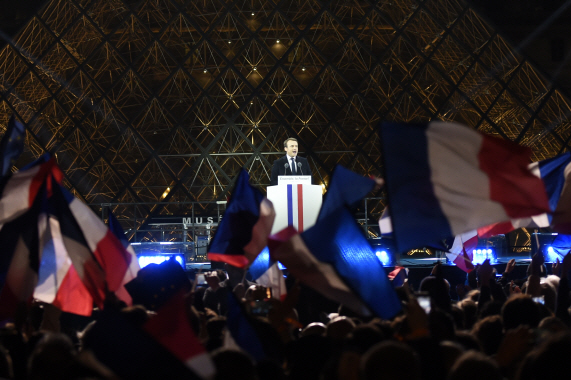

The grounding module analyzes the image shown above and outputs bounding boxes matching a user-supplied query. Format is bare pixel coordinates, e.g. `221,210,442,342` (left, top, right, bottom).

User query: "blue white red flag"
48,178,134,309
478,152,571,237
270,208,402,319
144,290,215,379
380,121,551,253
0,154,138,317
107,209,140,305
84,308,203,380
248,247,287,301
0,156,58,224
208,169,275,268
0,191,42,321
447,230,477,273
318,165,377,222
225,292,267,362
35,199,94,316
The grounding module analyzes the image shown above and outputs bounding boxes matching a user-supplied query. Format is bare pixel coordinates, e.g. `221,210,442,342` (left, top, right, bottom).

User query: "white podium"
267,176,323,234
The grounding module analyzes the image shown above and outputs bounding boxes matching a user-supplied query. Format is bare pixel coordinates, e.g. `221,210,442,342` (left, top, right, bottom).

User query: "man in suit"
270,137,313,186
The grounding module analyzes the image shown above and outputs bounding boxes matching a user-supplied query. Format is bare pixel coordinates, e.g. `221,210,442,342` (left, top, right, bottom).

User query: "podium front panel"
267,184,322,234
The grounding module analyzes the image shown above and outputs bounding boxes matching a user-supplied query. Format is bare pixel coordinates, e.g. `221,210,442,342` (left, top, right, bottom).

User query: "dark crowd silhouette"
0,249,570,380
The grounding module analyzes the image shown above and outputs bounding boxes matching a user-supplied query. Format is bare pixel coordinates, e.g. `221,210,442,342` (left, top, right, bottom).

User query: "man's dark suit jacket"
270,155,312,186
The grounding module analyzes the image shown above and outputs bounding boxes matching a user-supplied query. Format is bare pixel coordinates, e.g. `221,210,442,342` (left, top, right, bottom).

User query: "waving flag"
0,156,59,224
108,209,140,305
208,169,275,268
478,152,571,237
270,208,401,319
0,114,25,177
379,207,392,238
225,292,267,362
318,165,377,222
49,179,133,308
34,206,94,316
84,308,203,380
248,247,287,301
144,290,215,379
446,230,477,273
0,192,42,321
380,121,551,253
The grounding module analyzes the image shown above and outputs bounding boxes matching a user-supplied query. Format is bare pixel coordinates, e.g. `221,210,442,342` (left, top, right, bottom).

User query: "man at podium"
270,137,313,186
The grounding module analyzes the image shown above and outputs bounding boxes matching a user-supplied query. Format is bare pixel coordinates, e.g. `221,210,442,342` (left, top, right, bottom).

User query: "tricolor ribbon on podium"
286,183,305,231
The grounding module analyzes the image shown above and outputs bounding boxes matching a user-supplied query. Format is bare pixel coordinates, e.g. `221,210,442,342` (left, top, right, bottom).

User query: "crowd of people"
0,252,570,380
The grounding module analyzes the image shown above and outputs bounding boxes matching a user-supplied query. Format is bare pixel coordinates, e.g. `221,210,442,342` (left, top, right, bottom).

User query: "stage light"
472,247,496,264
138,254,184,269
545,246,560,263
276,39,280,43
301,66,306,71
228,40,232,44
375,250,391,266
203,69,207,73
251,12,254,15
253,66,257,71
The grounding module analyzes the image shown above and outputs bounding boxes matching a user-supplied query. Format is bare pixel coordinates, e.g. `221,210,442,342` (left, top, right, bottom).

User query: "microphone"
284,162,289,173
297,161,303,175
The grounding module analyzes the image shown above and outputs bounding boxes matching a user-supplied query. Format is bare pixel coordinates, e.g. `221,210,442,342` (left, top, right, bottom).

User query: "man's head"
284,137,298,158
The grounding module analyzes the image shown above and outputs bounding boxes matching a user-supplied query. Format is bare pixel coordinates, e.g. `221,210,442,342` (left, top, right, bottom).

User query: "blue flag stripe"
381,122,454,252
287,184,293,226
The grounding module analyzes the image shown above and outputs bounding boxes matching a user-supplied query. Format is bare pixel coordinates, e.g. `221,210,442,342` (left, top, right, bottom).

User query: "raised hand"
478,259,493,286
504,258,516,274
553,258,562,277
508,280,521,296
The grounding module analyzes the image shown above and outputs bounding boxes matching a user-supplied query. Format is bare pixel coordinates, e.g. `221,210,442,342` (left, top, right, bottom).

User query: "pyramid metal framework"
1,0,571,242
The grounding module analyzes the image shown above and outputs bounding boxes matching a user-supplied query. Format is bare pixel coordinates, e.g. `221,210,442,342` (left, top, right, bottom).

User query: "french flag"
0,156,59,225
478,152,571,237
48,178,134,309
144,290,215,379
269,207,402,319
248,247,287,301
0,190,42,321
318,165,377,222
208,169,275,268
447,230,477,273
108,210,140,305
380,121,551,253
34,206,94,316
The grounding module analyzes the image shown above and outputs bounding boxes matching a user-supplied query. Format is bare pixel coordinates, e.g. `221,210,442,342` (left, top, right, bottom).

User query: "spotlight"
228,40,232,44
253,66,257,71
203,69,207,73
276,39,280,43
375,250,391,266
137,255,184,269
545,246,560,263
472,247,496,264
301,66,306,71
251,12,254,16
